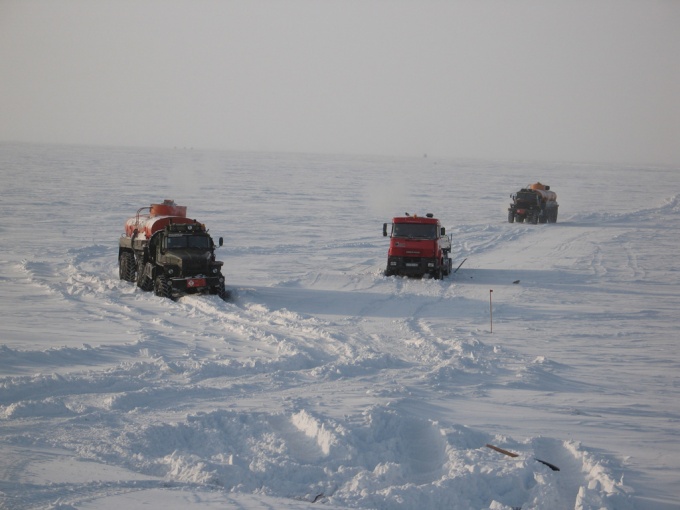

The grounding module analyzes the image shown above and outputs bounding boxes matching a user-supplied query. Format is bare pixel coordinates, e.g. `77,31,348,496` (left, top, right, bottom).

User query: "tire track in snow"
0,478,195,510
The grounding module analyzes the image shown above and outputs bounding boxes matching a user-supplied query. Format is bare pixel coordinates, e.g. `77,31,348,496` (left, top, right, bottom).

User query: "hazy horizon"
2,0,679,166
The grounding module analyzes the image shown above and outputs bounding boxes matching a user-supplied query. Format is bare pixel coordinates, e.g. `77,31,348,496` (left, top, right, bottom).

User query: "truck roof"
392,215,439,224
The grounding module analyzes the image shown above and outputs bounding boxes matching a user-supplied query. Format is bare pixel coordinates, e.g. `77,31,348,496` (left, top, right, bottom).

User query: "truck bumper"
169,275,225,294
386,256,439,276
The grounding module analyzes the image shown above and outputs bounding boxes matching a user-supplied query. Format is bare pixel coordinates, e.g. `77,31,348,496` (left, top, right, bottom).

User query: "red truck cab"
383,213,452,279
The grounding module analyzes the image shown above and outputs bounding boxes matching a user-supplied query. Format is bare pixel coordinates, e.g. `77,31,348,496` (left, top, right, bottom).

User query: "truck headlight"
427,262,434,268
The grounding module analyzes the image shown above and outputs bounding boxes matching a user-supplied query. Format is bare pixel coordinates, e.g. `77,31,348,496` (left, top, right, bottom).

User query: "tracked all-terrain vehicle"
508,182,559,224
383,213,453,279
118,200,228,300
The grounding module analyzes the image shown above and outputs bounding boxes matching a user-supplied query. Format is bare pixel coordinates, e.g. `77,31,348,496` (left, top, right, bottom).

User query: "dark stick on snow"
485,444,560,471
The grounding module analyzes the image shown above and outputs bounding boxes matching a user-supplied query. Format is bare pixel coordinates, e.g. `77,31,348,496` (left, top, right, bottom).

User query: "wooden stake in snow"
489,289,493,333
486,443,517,457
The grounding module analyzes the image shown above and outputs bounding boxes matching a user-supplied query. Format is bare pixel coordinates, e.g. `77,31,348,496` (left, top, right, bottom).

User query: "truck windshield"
392,223,437,239
516,192,539,204
166,235,211,250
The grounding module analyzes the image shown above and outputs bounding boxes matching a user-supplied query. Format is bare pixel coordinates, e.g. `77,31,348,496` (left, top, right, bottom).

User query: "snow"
1,142,678,509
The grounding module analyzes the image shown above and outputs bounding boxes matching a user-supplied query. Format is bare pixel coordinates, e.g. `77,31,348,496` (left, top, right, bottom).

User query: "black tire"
531,213,539,225
508,211,515,223
119,252,136,282
553,208,558,223
136,261,153,291
209,282,230,301
154,275,172,299
217,284,230,301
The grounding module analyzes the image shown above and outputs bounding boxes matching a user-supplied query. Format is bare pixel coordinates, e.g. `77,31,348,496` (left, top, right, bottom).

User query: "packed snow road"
1,143,678,509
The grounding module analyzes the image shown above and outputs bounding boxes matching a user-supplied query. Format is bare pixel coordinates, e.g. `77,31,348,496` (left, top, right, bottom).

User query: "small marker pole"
489,289,493,333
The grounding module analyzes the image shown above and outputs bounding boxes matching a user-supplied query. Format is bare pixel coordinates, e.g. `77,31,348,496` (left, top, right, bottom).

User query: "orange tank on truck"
118,200,228,301
528,182,558,203
124,201,200,239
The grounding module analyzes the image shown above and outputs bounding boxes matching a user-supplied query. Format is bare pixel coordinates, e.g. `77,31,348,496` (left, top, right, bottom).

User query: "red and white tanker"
118,200,228,300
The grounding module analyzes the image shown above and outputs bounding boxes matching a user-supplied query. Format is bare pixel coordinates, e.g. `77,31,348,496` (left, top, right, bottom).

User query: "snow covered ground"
1,142,678,509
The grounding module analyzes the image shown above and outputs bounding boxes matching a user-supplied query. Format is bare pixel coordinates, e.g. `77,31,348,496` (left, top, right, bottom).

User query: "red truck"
383,213,453,279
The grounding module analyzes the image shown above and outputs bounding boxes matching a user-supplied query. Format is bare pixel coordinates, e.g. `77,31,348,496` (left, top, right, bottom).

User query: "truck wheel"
531,213,539,225
154,275,172,299
217,284,230,301
119,252,136,282
210,282,229,301
136,261,153,291
508,211,515,223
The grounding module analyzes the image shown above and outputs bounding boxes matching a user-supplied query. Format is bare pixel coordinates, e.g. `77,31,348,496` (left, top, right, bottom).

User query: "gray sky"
1,0,679,166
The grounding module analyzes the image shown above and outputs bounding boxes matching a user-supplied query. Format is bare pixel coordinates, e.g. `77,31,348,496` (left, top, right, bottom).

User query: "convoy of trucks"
118,185,557,298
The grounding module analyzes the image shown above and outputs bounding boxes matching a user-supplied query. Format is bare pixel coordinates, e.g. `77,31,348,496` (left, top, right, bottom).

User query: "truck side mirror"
383,223,388,237
441,227,445,235
218,237,223,247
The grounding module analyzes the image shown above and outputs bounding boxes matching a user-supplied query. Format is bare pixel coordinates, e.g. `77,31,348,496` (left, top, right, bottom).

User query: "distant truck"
118,200,228,300
383,213,452,279
508,182,559,224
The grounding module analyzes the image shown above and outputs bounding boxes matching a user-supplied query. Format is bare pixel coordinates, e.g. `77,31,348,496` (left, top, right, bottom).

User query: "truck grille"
182,260,206,276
